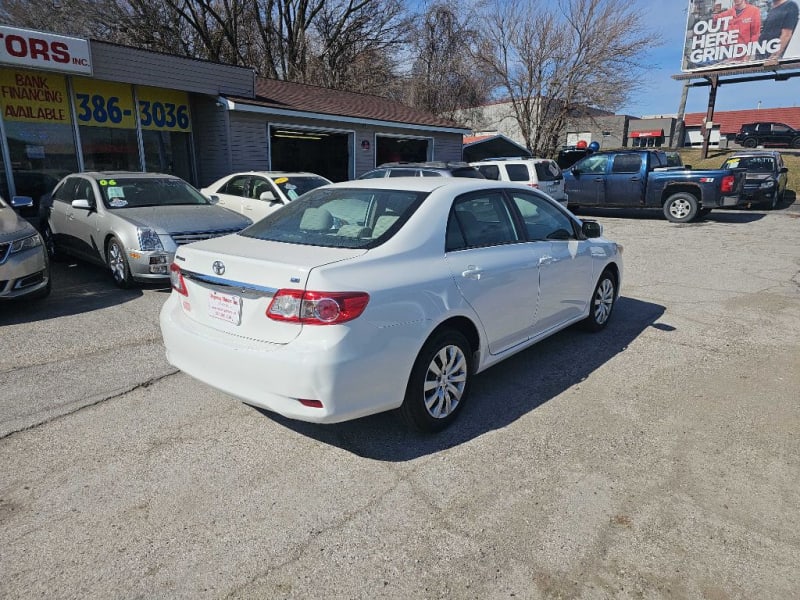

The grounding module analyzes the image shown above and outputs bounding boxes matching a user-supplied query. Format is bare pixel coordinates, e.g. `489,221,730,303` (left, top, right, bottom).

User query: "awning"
630,130,664,138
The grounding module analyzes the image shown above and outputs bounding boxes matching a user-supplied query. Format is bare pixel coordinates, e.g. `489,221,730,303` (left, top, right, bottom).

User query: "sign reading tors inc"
0,25,91,74
682,0,800,72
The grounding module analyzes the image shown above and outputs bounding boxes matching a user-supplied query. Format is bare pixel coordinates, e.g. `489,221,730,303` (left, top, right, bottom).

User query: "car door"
564,154,609,206
213,174,251,215
61,177,104,262
605,153,644,206
48,176,79,253
444,190,542,355
507,190,594,333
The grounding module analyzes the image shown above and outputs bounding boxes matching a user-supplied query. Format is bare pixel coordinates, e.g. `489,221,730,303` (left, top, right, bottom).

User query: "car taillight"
528,183,539,188
267,289,369,324
170,262,188,296
721,175,736,193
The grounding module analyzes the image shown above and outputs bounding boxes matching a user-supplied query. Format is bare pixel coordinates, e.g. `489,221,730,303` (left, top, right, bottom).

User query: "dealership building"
0,24,468,204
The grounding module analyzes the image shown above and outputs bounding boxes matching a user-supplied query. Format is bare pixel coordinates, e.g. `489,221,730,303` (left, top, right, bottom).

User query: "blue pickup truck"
563,149,746,223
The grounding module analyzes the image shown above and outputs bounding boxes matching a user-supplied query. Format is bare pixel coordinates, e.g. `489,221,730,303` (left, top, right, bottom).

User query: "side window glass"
74,179,94,203
773,124,790,134
388,169,418,177
53,178,77,204
446,191,519,251
251,178,272,200
221,175,250,197
360,170,386,179
612,154,642,174
421,170,444,177
505,164,530,181
575,155,609,174
477,165,500,180
510,191,575,241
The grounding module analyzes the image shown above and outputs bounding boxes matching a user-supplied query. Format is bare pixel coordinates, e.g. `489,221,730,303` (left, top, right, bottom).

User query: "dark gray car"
0,196,50,300
720,151,789,210
45,172,252,287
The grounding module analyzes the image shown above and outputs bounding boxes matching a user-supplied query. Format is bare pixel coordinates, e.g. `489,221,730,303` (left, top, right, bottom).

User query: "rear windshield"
240,187,428,249
98,178,209,209
534,161,562,181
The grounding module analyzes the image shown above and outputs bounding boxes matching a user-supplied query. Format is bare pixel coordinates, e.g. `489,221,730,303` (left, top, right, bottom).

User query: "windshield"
99,177,209,209
271,176,330,201
722,157,775,172
240,187,427,249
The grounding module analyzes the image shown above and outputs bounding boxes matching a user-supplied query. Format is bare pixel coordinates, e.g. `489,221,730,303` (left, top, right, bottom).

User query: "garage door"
270,128,351,182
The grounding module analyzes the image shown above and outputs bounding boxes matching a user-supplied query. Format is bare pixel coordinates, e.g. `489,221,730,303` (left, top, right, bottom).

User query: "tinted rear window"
534,161,562,181
450,167,485,178
505,164,530,181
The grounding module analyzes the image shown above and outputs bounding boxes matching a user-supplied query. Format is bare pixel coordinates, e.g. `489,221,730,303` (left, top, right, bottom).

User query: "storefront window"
72,77,141,172
142,130,193,181
0,68,78,220
138,86,194,183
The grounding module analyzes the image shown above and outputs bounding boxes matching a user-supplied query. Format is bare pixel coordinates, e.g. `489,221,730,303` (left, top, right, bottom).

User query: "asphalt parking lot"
1,202,799,599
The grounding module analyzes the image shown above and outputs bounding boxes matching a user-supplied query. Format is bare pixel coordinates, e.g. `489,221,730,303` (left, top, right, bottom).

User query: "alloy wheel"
423,344,468,419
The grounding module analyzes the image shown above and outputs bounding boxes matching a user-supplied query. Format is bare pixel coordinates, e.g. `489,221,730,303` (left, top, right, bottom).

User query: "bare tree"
476,0,656,156
405,1,493,120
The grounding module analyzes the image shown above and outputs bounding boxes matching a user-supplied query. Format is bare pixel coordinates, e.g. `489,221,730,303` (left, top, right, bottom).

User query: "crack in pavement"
0,369,179,441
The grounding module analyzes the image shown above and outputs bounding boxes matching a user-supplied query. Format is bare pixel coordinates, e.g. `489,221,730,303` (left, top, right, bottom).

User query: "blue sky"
619,1,800,116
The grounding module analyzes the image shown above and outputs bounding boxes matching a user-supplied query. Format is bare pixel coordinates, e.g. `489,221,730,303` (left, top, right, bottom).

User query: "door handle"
593,177,604,182
461,265,483,280
539,255,554,266
629,176,641,181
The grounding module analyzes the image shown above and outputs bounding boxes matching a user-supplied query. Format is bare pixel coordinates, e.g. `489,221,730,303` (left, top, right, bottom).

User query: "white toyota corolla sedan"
160,178,623,432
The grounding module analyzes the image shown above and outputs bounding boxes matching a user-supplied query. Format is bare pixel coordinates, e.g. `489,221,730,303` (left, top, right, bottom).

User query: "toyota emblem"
212,260,226,276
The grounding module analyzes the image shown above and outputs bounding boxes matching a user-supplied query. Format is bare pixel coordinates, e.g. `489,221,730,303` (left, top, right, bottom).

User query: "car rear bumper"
159,294,417,423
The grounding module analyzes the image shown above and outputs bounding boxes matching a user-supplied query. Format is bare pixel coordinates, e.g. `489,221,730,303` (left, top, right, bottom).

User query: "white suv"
470,158,568,208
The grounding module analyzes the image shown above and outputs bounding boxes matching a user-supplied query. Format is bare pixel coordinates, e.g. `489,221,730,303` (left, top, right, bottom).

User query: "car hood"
115,205,251,233
0,208,36,243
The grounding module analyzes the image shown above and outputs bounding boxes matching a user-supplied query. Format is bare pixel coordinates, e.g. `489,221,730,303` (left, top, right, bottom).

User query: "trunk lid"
173,234,366,343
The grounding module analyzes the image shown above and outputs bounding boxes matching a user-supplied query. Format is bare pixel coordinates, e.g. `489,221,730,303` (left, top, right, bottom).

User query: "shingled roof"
223,77,468,131
684,107,800,134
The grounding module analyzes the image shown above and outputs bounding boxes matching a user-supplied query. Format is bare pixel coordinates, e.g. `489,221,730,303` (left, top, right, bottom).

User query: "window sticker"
274,177,289,184
109,198,128,207
98,179,117,186
107,187,125,198
287,189,299,200
727,159,740,169
284,183,297,191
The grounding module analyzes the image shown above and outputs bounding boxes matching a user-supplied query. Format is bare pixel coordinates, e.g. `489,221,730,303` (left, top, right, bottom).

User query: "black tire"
399,329,472,432
663,192,699,223
582,270,617,332
791,137,800,149
742,137,758,148
106,236,133,288
698,207,712,218
42,225,64,262
767,193,779,210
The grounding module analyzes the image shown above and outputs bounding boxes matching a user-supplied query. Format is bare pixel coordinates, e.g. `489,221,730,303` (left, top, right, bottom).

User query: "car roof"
226,171,328,178
323,177,534,194
70,171,183,180
727,151,780,158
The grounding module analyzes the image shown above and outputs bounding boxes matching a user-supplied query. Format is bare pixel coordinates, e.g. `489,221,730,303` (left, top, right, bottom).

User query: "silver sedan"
45,172,252,287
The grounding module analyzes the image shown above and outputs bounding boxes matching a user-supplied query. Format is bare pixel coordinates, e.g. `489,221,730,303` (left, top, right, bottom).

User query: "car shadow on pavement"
254,296,666,461
0,260,168,325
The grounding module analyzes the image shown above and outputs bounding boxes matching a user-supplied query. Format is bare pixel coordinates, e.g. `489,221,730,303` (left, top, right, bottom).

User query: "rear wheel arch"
427,316,480,363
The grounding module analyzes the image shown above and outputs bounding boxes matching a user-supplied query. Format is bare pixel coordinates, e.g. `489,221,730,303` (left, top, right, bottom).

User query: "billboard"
682,0,800,72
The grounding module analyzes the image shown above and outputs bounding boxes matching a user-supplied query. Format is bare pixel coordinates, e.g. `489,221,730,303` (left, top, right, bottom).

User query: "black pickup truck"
563,149,746,223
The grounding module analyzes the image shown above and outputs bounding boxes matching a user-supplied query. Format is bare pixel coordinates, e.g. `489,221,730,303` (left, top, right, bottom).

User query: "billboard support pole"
700,74,719,160
673,81,690,149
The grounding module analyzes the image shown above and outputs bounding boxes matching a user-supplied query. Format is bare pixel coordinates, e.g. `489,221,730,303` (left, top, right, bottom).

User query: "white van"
470,158,568,208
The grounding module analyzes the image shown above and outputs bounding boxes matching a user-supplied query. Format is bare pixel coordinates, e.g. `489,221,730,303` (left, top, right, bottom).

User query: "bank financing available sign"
682,0,800,72
0,25,91,75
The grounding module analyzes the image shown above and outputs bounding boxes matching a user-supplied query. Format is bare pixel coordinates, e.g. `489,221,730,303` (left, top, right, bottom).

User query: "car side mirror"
71,198,92,209
259,191,277,202
780,167,789,174
11,195,34,208
207,194,220,204
683,164,692,170
571,166,581,175
582,220,603,238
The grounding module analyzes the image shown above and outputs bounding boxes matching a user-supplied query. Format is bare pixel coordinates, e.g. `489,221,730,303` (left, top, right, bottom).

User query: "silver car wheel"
593,278,615,325
108,241,125,282
669,198,692,220
423,344,467,419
